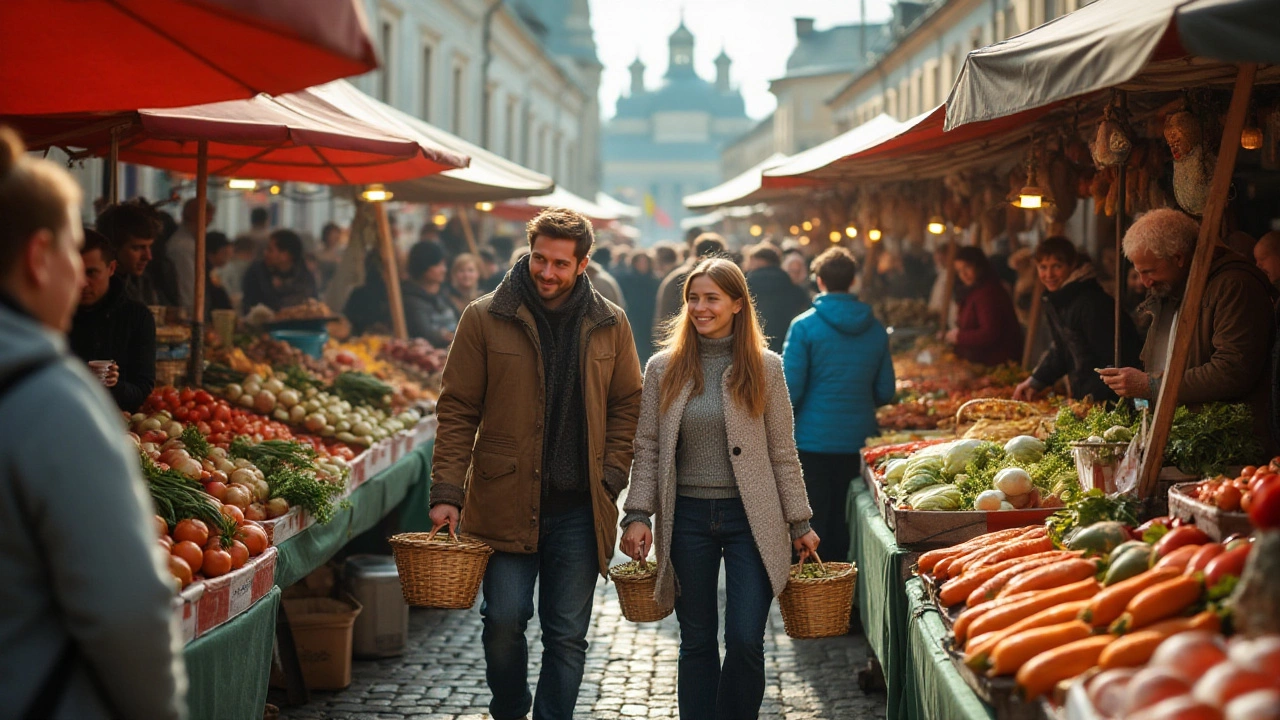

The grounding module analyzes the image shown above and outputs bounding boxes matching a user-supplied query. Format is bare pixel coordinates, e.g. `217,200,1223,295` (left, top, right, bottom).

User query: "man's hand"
944,328,960,345
1098,367,1150,398
103,363,120,388
793,530,821,564
429,503,460,534
1012,377,1041,402
620,521,652,562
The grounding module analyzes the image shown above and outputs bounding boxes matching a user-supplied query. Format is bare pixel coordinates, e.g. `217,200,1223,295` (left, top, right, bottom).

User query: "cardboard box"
1168,482,1253,541
174,583,203,644
279,595,363,690
194,546,278,639
259,507,315,546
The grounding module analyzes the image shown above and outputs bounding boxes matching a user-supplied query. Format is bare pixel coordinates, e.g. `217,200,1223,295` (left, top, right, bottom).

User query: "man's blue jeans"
480,502,598,720
669,496,774,720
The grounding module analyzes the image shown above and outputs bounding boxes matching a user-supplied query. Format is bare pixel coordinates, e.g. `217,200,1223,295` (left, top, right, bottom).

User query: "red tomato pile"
1192,461,1280,529
155,515,270,589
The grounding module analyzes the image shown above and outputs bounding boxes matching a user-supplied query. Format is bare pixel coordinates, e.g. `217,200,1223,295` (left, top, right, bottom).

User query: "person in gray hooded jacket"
0,126,186,720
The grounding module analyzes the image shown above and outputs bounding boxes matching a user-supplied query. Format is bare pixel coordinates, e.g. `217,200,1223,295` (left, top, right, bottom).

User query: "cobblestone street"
277,577,885,720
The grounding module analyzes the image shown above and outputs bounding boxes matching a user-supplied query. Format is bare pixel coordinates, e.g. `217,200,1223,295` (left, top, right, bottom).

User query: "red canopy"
0,0,378,115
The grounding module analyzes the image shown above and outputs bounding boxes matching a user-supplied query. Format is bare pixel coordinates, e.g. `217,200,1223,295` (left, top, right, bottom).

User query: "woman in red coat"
944,246,1023,366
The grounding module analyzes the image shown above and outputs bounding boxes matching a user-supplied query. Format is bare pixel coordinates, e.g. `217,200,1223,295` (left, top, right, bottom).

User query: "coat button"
732,447,742,456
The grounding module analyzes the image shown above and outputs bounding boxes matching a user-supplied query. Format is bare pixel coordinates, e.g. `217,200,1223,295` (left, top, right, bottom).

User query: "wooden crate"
1167,482,1253,540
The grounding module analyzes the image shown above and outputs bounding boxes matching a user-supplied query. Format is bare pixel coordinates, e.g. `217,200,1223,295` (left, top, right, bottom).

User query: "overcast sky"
588,0,896,120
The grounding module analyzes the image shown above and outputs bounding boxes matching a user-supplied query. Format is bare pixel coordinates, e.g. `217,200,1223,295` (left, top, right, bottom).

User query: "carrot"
939,551,1068,607
1108,575,1203,634
918,528,1030,573
964,534,1055,573
1153,544,1202,573
997,559,1100,598
963,600,1092,671
989,620,1094,676
966,553,1078,607
1095,612,1222,671
953,528,1047,575
967,579,1101,640
936,528,1042,580
953,590,1039,645
1016,635,1116,700
1078,567,1181,627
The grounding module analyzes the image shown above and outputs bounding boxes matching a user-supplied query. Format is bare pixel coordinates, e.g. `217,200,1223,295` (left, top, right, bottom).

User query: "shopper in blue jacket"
782,247,895,565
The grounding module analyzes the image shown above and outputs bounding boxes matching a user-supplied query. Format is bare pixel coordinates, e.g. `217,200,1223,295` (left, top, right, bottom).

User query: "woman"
342,252,392,336
944,246,1022,366
446,252,481,316
1013,237,1141,402
401,239,457,347
621,258,820,720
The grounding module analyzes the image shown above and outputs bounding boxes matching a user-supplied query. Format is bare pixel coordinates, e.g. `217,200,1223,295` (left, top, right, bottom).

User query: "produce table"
902,577,995,720
184,586,281,720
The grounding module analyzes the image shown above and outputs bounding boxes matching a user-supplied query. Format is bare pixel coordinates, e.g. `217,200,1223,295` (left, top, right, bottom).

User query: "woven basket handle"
793,549,826,577
428,523,459,543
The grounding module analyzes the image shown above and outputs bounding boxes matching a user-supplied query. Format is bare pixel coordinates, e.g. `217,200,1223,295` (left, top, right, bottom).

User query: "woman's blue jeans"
669,496,774,720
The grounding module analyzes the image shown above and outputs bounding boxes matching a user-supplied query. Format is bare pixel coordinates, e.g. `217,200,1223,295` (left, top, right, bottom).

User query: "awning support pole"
375,202,409,340
457,204,480,256
1114,90,1128,368
1136,63,1257,499
190,140,208,387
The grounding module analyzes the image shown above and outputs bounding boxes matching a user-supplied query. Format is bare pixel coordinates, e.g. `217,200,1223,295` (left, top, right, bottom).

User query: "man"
204,232,234,318
1253,230,1280,291
68,229,156,413
745,244,813,353
428,207,642,720
1101,209,1276,451
651,241,680,278
95,200,171,306
401,240,458,347
782,250,809,288
585,259,626,310
166,198,215,312
652,232,727,344
240,229,318,312
0,126,185,719
783,247,894,566
236,206,272,255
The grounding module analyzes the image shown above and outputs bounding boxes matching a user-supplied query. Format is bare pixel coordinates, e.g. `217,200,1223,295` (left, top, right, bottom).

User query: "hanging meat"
1091,107,1133,168
1165,110,1215,216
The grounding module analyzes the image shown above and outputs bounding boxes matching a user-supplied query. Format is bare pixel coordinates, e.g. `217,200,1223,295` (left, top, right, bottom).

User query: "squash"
1067,521,1132,558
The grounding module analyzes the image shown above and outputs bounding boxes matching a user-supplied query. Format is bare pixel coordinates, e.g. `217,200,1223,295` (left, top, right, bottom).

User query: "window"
451,65,464,134
420,44,432,119
378,19,394,102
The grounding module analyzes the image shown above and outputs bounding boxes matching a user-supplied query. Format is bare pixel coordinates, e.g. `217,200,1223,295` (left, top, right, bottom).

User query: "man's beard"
1149,282,1174,298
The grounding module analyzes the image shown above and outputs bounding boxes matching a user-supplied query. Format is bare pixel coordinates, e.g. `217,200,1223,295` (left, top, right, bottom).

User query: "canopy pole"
1114,91,1128,368
190,140,208,387
1136,63,1257,499
456,204,480,256
107,126,120,205
1022,279,1044,369
374,202,408,340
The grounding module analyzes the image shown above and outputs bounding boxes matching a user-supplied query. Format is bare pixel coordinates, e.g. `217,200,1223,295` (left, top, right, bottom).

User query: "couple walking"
428,208,821,720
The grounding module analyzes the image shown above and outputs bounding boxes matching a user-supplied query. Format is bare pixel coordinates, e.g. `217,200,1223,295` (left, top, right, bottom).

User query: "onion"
288,405,307,423
159,448,190,466
207,469,228,486
263,378,285,395
215,457,236,474
265,497,290,518
237,394,255,408
130,413,147,424
244,503,267,521
173,457,203,480
161,421,184,438
224,383,243,401
253,390,276,414
205,481,228,501
140,417,163,431
229,468,257,486
252,478,271,502
141,442,159,454
223,486,252,510
304,413,326,433
208,446,227,460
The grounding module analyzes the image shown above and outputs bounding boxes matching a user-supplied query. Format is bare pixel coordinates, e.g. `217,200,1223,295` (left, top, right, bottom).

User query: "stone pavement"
277,577,885,720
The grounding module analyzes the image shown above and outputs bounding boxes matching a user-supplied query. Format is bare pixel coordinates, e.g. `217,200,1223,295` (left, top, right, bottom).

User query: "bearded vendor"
1100,209,1276,451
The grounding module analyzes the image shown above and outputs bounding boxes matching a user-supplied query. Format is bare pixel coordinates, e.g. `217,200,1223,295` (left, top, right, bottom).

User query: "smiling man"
428,207,643,720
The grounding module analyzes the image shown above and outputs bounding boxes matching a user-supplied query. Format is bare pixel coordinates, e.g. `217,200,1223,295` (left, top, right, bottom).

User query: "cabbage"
898,473,943,495
1003,435,1046,464
884,459,909,484
942,439,986,476
909,484,964,511
994,467,1033,496
904,454,944,480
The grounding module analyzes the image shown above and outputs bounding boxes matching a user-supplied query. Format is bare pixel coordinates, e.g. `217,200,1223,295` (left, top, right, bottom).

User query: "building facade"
601,21,754,243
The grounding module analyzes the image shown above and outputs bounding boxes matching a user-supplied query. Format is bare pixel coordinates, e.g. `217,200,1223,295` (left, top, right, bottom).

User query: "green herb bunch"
141,453,236,544
1045,489,1139,547
1165,403,1260,477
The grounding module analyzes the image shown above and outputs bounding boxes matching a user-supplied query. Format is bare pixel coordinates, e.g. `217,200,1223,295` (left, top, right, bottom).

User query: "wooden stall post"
456,204,480,256
1114,91,1129,368
1136,63,1257,498
374,201,408,340
1022,279,1044,369
189,140,208,387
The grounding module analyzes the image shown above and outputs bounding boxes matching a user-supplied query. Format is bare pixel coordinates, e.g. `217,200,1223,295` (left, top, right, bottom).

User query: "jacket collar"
489,259,616,328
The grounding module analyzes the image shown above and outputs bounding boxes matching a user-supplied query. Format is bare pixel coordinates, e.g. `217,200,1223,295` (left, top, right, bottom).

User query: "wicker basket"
778,553,857,639
955,398,1050,441
609,558,672,623
389,526,492,609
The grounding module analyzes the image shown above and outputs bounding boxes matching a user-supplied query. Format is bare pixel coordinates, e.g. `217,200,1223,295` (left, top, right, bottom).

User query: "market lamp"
789,224,800,235
475,201,494,212
432,213,448,227
227,178,257,190
269,184,281,195
845,225,858,238
1011,162,1047,209
361,183,392,202
1242,125,1264,150
802,220,813,232
828,230,841,242
749,224,763,237
927,215,947,235
868,229,882,242
798,235,811,246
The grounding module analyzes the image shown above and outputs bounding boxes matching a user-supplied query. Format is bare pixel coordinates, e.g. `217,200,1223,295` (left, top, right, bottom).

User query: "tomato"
1247,481,1280,530
227,540,249,570
202,548,233,577
193,405,210,422
219,503,244,525
213,405,231,423
173,519,210,546
1154,526,1212,558
1248,473,1278,497
236,524,269,556
1215,483,1243,512
1205,545,1252,588
1240,466,1258,478
171,540,204,573
174,407,191,422
168,555,193,589
194,390,213,405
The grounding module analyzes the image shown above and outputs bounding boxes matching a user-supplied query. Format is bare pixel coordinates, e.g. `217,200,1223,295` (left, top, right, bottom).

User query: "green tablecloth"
274,441,432,588
848,480,915,720
903,577,995,720
185,585,281,720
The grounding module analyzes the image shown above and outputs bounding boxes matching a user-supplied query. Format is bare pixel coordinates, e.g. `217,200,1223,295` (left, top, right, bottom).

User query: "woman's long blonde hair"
658,258,768,417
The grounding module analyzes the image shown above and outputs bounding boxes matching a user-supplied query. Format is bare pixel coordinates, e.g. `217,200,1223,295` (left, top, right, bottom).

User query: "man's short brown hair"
527,207,594,260
745,243,781,267
811,247,859,292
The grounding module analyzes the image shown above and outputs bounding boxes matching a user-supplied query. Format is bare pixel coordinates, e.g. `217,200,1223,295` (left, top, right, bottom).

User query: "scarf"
512,255,593,498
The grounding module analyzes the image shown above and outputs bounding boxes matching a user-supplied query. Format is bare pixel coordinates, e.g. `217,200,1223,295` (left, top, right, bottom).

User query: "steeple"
714,46,731,93
629,55,646,95
666,17,695,78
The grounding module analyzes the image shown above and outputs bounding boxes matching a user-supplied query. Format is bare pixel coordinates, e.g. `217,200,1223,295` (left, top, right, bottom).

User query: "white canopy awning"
495,185,625,224
594,192,641,220
761,113,905,183
682,152,790,210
